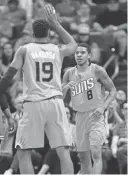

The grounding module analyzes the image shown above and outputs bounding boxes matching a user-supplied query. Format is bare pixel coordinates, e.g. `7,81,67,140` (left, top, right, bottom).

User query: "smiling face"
75,46,90,66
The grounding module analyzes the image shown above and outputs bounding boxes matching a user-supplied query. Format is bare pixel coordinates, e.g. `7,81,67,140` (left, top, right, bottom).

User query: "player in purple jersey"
0,5,77,174
62,43,117,174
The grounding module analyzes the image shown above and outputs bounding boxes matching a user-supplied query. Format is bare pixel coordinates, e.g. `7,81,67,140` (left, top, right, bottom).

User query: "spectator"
93,0,127,62
0,36,10,74
0,42,14,75
111,103,127,174
14,30,33,52
121,102,128,119
55,0,79,17
102,92,123,174
0,36,10,48
33,0,47,19
70,3,94,34
77,24,101,64
116,90,126,120
2,42,14,67
74,3,93,27
0,0,27,38
19,0,33,21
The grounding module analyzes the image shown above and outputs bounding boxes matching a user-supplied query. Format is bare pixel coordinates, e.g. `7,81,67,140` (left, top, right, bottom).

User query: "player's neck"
77,61,90,72
34,37,49,44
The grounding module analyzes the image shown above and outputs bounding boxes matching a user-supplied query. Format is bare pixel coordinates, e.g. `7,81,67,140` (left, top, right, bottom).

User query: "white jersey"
22,43,63,102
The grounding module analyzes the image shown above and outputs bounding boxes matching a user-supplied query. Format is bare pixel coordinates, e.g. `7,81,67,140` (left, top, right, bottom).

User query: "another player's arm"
95,65,117,110
0,47,26,95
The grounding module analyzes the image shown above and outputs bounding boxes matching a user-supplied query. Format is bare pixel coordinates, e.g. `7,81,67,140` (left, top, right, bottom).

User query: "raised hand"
44,4,58,27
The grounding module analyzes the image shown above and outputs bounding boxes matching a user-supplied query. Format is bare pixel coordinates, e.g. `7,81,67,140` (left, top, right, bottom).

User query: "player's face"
75,46,90,65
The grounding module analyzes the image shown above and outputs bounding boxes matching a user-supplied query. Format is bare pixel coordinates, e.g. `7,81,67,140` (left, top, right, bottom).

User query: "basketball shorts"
15,97,72,149
76,109,107,152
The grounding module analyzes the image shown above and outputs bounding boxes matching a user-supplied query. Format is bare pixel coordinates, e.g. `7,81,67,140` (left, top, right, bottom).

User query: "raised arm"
44,5,77,58
0,46,26,95
95,65,117,110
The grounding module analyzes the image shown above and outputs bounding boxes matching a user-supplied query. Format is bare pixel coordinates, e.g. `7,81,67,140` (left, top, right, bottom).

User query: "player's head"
75,43,91,66
32,19,50,39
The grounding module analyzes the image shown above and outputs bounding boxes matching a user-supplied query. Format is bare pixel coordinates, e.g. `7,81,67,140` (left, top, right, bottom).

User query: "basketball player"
62,43,117,174
0,4,77,174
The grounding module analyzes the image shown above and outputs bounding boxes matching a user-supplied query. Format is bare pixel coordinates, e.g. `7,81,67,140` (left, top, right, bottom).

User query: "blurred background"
0,0,127,174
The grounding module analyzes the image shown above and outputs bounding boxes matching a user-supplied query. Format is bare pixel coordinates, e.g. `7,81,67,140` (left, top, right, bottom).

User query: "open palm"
44,4,58,26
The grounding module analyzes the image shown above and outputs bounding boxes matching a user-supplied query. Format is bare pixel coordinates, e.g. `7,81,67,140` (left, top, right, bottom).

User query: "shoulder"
14,46,27,60
16,46,27,54
94,64,108,80
94,64,106,74
47,43,60,52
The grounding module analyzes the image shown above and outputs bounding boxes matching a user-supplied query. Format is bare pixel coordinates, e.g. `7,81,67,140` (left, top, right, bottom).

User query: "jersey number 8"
87,90,93,100
35,62,53,82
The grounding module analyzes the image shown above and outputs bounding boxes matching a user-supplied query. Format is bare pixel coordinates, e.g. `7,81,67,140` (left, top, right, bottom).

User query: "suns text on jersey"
71,78,94,96
31,51,55,59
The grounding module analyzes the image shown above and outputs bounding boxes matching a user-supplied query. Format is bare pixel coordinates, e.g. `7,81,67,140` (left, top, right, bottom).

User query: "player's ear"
88,53,91,59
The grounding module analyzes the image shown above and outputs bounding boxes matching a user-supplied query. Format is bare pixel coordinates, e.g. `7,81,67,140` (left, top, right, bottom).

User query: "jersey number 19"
35,62,53,82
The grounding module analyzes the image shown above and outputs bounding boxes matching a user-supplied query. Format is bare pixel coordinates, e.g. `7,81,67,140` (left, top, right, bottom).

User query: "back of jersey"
22,43,63,102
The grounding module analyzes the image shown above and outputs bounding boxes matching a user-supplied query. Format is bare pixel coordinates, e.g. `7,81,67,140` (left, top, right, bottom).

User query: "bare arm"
53,22,77,57
0,46,26,95
44,5,77,58
95,65,117,109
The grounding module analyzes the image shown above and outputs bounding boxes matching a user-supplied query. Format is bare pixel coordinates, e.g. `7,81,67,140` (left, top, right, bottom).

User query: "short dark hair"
78,43,91,54
32,19,50,38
